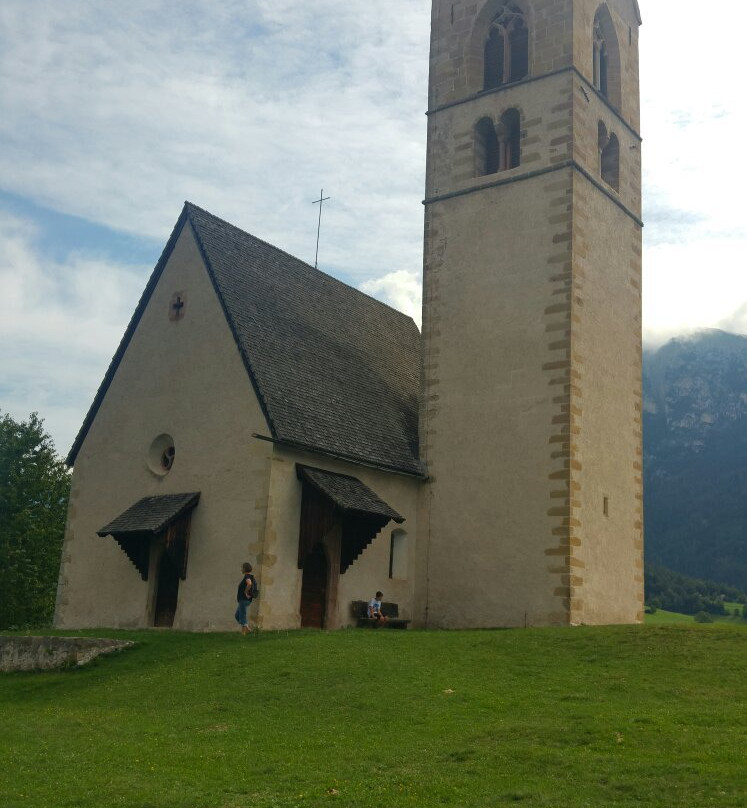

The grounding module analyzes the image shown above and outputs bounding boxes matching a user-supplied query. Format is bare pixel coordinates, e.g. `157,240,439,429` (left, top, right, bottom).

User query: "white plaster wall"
259,446,420,631
55,224,272,631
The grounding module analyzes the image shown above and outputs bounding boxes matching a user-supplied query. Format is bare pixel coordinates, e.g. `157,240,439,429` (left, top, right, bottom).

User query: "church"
55,0,644,632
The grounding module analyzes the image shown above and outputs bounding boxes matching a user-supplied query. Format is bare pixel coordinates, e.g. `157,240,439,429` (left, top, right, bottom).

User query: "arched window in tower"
498,108,521,170
475,117,500,176
592,5,622,108
475,110,520,177
484,3,529,91
593,19,608,96
598,122,619,191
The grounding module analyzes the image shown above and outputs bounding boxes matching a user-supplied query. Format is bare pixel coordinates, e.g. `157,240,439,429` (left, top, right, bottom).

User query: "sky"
1,0,746,456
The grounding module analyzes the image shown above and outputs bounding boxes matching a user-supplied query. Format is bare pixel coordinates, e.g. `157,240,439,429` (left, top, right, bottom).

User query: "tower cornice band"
426,66,642,144
423,159,644,228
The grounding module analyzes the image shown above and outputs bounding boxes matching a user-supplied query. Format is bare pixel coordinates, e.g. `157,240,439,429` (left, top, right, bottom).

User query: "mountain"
643,329,747,589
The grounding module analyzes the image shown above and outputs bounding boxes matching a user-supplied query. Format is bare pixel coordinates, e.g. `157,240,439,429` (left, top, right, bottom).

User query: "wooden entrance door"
154,552,180,627
300,543,328,628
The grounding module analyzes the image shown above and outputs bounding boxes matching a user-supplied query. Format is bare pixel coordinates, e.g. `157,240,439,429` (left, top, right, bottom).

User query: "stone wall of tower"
415,0,643,628
569,169,643,624
428,0,574,110
567,0,643,624
418,165,585,628
574,0,641,130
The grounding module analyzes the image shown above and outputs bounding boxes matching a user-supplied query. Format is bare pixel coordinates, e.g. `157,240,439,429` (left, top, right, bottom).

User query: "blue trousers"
235,600,250,627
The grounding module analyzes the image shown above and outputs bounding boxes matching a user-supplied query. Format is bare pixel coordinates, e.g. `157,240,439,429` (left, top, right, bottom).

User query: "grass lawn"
722,603,747,622
646,607,747,626
1,625,745,808
644,609,696,625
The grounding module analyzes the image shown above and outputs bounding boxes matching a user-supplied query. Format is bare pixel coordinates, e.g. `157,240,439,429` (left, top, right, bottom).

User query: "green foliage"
0,411,70,629
1,626,745,807
645,563,747,617
694,611,715,624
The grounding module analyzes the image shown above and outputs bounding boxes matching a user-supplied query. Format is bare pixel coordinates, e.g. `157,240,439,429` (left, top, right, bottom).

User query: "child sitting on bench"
368,591,389,627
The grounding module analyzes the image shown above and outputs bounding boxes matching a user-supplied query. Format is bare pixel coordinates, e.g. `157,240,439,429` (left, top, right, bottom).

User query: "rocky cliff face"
643,329,746,589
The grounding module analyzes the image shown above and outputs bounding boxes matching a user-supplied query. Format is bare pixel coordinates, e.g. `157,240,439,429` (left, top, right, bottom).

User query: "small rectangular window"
389,531,408,580
603,496,609,517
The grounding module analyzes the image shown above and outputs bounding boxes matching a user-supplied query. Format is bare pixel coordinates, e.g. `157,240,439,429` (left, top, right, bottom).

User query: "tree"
0,412,70,629
645,564,747,616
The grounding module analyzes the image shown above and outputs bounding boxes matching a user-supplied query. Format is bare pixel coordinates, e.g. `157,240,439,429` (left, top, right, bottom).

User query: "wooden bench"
351,600,410,629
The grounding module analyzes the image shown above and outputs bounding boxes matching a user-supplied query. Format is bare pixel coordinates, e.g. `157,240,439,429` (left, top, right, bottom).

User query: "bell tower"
416,0,643,627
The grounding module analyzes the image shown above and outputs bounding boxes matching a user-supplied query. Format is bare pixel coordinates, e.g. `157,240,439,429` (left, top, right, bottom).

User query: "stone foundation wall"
0,636,134,672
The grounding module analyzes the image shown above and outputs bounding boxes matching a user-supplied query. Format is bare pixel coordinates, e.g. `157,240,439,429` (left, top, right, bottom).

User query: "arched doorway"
153,551,180,627
300,543,328,628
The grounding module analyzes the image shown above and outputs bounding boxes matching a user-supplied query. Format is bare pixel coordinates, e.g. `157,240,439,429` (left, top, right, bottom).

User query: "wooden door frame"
300,542,329,628
147,541,181,628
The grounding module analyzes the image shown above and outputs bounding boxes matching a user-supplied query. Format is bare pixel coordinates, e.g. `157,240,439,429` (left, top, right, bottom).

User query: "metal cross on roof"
312,188,331,270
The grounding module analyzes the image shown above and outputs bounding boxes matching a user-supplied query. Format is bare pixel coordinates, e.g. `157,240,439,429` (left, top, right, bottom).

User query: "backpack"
245,574,259,601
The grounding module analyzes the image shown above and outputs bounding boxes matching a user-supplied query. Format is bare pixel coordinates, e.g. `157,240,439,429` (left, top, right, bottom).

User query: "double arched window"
476,109,521,177
476,118,500,176
598,121,619,191
484,3,529,90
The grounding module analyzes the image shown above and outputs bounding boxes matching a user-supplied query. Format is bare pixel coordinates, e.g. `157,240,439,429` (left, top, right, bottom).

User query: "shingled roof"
97,492,201,537
68,203,422,476
296,465,405,523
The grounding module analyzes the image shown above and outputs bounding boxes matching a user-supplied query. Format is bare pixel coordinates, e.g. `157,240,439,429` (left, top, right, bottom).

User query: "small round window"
148,434,176,476
161,445,175,471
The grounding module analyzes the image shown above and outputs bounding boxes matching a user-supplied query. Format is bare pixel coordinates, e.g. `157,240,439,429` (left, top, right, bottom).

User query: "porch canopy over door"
296,464,404,573
97,492,200,581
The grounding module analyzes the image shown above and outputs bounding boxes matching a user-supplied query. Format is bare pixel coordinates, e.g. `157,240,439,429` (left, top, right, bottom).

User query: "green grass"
1,625,745,808
723,603,747,621
646,606,747,625
644,608,696,625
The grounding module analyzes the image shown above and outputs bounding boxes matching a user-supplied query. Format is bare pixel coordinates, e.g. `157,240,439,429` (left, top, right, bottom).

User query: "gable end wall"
55,225,273,630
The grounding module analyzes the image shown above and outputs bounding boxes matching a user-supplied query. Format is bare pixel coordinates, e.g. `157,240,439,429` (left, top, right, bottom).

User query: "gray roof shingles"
297,464,404,522
68,203,422,476
97,492,201,537
187,204,421,475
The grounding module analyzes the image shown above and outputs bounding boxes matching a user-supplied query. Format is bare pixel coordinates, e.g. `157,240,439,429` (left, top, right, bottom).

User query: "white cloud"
0,0,429,284
643,238,747,347
0,210,147,454
638,0,747,344
640,2,747,240
718,303,747,336
359,270,422,326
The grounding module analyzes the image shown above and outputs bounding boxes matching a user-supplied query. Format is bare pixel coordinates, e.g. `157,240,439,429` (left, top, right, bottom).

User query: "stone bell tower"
415,0,644,627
